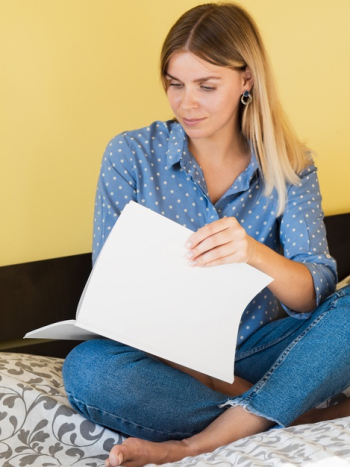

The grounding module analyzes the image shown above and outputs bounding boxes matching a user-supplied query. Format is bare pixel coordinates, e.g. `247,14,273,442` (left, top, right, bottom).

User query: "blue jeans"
62,285,350,442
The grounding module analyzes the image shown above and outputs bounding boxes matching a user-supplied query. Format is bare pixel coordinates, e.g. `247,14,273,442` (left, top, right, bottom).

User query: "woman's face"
165,52,252,144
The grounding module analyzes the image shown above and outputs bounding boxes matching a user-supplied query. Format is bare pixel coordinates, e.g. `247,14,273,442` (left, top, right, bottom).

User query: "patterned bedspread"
1,352,350,467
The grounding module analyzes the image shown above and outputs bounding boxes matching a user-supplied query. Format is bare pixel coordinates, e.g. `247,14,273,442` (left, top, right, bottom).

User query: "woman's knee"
63,340,103,396
323,285,350,318
338,283,350,301
62,339,143,403
309,286,350,353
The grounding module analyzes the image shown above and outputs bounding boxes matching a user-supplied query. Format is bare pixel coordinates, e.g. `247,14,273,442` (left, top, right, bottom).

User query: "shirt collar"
224,148,260,196
165,121,186,167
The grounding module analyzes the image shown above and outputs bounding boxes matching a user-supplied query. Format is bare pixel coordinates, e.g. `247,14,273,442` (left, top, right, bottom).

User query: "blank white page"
77,201,273,383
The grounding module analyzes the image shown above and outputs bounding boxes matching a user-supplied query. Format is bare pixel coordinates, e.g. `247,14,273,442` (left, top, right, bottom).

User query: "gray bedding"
1,352,350,467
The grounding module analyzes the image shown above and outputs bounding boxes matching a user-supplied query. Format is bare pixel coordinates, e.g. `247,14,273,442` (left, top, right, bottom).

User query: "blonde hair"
160,2,311,215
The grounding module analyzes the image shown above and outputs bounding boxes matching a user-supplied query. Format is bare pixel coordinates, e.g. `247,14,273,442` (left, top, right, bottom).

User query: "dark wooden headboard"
0,253,92,358
0,213,349,358
324,213,350,282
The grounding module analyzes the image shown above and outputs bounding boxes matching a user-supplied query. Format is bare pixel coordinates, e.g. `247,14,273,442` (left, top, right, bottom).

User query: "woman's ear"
242,66,254,91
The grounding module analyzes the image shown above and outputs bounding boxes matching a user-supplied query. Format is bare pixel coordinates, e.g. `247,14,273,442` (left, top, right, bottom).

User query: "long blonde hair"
160,2,311,215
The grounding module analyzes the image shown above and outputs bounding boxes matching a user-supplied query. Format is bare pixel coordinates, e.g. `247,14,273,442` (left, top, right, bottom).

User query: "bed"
1,213,349,467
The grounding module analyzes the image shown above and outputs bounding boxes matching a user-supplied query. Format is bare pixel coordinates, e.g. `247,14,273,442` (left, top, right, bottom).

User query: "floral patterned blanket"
1,352,350,467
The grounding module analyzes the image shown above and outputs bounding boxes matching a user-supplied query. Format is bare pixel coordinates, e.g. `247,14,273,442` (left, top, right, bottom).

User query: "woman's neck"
188,131,250,168
187,131,251,205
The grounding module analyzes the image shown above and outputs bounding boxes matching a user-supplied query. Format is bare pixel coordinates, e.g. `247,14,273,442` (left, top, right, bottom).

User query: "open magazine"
25,201,272,383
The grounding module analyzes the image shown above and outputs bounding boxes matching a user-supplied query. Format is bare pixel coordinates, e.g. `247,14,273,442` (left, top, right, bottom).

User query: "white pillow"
336,275,350,290
0,352,122,466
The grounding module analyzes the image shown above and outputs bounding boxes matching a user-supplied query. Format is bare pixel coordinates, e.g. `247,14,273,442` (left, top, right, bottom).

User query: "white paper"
26,201,273,383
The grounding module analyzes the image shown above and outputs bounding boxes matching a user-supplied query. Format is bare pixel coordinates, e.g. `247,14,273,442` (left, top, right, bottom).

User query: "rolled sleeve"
279,164,337,317
93,134,137,264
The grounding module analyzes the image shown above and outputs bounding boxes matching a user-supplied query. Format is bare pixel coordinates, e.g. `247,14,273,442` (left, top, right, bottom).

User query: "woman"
62,3,350,466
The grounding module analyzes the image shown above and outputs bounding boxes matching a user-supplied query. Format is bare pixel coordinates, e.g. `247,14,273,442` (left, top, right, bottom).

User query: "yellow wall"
1,0,349,266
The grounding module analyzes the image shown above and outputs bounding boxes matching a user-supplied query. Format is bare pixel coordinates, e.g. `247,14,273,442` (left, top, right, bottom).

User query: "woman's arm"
93,134,137,264
251,239,316,312
185,165,337,314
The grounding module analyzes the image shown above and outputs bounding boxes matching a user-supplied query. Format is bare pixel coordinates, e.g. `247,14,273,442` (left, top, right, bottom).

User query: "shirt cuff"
280,262,337,319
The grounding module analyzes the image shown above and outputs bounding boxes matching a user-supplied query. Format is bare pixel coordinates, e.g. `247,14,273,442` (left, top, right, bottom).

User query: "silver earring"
241,90,252,105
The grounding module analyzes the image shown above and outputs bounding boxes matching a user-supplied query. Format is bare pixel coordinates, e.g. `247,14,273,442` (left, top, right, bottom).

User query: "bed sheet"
1,352,350,467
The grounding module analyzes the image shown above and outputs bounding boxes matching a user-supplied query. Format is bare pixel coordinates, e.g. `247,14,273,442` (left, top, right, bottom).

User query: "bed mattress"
1,352,350,467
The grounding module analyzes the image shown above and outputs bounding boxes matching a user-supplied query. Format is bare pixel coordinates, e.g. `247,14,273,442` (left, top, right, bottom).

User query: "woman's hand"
185,217,316,312
185,217,257,267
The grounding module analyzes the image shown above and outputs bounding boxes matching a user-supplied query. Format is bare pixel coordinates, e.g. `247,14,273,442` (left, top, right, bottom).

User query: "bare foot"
105,437,192,467
105,406,273,467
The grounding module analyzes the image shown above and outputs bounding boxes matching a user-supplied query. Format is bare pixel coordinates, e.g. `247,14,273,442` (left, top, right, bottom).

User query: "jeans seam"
236,288,346,362
235,322,305,361
335,288,346,299
235,291,345,425
66,391,195,438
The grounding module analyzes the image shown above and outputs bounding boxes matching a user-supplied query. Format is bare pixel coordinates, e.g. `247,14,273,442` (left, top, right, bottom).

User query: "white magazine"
25,201,272,383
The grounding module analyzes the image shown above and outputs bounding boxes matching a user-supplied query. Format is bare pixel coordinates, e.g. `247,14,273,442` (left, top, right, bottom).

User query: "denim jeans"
62,285,350,442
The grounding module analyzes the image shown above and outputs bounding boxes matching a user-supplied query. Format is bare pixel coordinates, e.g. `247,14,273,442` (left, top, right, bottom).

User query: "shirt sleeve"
92,134,137,265
279,164,338,318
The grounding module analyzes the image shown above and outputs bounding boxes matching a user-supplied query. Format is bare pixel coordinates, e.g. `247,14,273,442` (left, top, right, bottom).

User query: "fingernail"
184,251,193,260
109,453,118,466
185,242,192,249
188,261,197,267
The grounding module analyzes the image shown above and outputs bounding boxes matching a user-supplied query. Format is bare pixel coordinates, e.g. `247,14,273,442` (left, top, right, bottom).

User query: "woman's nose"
180,90,198,109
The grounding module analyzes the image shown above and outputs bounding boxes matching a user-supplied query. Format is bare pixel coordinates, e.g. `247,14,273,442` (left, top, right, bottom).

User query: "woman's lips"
182,117,206,127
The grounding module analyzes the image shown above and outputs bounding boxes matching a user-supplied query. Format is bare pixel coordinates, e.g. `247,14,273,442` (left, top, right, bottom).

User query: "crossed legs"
62,287,350,467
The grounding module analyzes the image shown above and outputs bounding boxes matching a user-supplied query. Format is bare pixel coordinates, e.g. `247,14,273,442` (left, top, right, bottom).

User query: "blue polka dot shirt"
93,120,337,346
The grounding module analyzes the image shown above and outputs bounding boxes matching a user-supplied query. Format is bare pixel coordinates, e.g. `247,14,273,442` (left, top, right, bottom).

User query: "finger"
196,236,254,266
186,218,236,249
194,237,253,266
193,243,236,267
186,230,235,265
202,254,238,267
202,243,253,267
191,219,247,261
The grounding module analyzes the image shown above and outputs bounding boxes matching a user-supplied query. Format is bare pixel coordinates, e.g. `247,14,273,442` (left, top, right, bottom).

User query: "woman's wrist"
247,237,265,271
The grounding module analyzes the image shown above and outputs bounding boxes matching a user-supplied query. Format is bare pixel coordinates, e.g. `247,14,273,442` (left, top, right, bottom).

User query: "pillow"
0,352,123,467
337,275,350,291
1,346,349,467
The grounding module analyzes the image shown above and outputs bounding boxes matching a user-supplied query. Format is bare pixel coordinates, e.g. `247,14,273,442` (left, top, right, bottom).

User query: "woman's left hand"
185,217,257,267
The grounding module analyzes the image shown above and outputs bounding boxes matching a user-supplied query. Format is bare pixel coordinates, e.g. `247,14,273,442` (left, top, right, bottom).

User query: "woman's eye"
169,83,182,88
201,85,216,91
